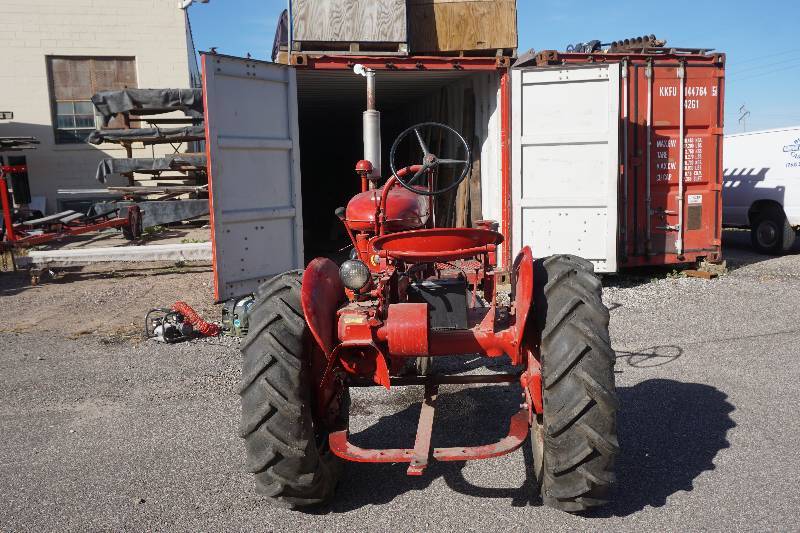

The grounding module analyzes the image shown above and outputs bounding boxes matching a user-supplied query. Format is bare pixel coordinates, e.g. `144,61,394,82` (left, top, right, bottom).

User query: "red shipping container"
524,50,726,269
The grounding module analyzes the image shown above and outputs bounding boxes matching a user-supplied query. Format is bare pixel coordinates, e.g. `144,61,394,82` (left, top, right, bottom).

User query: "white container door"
203,54,303,301
512,64,620,272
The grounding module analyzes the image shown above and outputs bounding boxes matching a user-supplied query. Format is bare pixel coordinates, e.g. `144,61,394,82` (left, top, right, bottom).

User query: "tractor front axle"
329,372,530,476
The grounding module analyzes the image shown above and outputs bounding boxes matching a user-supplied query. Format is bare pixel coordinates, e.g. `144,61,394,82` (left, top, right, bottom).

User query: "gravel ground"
1,229,799,531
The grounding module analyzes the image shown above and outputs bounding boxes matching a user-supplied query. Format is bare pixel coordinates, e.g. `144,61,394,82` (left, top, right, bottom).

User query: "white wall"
0,0,195,212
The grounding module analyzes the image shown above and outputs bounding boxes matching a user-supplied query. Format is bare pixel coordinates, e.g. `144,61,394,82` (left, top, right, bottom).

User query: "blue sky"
189,0,799,132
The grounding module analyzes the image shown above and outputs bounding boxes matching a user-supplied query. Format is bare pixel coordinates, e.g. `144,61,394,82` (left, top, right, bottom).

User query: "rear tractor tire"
239,271,347,508
530,255,618,513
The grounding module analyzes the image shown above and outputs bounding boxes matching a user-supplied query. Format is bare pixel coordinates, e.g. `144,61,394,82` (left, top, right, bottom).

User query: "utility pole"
738,104,751,133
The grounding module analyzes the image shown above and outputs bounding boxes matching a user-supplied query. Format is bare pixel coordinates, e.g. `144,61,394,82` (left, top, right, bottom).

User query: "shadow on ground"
600,228,797,289
721,228,800,271
313,379,734,516
0,264,212,298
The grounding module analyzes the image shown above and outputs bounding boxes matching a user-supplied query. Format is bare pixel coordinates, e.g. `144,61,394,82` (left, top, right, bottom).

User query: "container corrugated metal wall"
514,51,725,271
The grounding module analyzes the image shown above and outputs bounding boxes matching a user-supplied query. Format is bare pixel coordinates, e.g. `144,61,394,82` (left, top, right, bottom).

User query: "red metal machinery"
532,50,726,268
0,164,142,252
238,122,618,513
290,54,515,271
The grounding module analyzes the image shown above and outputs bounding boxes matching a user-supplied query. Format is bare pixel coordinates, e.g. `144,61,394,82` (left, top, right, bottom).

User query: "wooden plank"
684,270,718,280
18,243,213,268
408,0,517,53
292,0,407,43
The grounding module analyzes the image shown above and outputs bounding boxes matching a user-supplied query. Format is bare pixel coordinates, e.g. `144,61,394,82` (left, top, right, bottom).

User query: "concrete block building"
0,0,200,212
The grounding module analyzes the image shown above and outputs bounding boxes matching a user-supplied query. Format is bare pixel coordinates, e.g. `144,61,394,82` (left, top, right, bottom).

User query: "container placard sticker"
687,194,703,205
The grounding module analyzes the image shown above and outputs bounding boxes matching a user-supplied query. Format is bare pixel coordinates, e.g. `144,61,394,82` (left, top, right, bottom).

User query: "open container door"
511,64,620,272
202,54,303,301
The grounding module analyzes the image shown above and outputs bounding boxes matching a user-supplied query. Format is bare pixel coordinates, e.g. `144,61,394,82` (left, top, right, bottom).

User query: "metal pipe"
348,373,522,387
645,60,653,255
361,68,381,184
677,61,686,256
0,176,17,242
286,0,293,65
621,60,629,260
366,69,376,111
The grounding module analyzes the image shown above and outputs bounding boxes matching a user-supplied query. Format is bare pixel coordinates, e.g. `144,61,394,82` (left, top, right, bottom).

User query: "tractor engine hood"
345,186,430,232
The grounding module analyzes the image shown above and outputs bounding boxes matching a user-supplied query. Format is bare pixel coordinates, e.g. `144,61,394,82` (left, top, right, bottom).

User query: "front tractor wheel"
530,255,618,513
239,271,346,508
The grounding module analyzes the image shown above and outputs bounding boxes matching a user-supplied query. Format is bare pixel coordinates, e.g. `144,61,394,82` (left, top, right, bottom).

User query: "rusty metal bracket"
328,376,530,476
408,383,437,475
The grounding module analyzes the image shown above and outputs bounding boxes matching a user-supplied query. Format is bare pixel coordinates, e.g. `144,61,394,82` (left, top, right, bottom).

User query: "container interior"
295,68,501,262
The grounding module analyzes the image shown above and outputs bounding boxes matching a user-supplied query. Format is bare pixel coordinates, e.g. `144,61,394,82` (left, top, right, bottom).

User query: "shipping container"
723,126,800,253
202,49,725,301
514,51,725,271
202,53,509,300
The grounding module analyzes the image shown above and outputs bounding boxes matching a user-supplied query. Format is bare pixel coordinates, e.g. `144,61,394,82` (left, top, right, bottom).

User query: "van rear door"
202,54,303,301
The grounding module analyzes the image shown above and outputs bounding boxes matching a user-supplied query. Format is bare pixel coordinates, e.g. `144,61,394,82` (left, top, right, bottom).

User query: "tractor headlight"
339,259,371,291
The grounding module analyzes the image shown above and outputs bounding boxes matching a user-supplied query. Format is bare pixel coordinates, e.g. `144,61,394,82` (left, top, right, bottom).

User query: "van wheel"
751,206,795,255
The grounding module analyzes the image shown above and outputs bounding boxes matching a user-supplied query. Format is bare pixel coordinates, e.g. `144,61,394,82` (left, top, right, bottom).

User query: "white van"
723,126,800,254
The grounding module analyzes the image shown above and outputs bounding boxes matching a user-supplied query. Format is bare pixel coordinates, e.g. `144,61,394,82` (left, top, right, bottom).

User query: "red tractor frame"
239,123,618,513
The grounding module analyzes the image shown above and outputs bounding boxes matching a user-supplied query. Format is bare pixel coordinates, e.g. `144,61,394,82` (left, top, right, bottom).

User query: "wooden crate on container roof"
291,0,408,54
408,0,517,54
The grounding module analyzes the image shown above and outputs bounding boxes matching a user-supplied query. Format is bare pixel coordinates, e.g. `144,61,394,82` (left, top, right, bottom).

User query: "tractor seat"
345,186,430,232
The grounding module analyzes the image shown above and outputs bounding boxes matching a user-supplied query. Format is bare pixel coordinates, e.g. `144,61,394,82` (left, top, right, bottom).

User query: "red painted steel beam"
347,373,521,387
8,218,128,247
433,409,529,462
0,177,17,242
0,165,27,174
328,408,530,468
500,70,512,271
427,327,514,358
329,431,414,463
408,383,437,476
297,55,509,72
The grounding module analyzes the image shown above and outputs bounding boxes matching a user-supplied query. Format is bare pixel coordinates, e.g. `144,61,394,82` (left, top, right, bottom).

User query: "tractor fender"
301,257,345,358
511,246,534,364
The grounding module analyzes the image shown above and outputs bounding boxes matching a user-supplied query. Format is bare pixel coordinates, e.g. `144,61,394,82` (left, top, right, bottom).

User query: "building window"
47,57,137,144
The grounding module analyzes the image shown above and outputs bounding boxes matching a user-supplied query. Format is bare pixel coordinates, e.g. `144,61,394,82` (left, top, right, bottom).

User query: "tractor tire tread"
240,270,342,509
533,255,618,513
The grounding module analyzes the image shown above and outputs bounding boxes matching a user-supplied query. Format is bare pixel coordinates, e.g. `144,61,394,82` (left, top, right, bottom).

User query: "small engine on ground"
145,301,221,343
222,295,255,337
145,309,194,344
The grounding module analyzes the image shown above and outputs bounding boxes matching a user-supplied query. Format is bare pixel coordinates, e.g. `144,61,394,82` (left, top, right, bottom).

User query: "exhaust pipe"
355,65,381,187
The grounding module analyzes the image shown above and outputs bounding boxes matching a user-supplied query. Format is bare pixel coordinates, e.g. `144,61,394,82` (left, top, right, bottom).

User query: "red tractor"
239,123,618,512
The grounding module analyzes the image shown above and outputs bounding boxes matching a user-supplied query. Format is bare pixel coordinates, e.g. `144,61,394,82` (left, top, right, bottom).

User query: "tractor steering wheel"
389,122,471,197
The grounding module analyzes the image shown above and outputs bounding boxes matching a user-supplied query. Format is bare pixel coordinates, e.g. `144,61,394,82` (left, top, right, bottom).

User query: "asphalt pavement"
1,229,798,531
